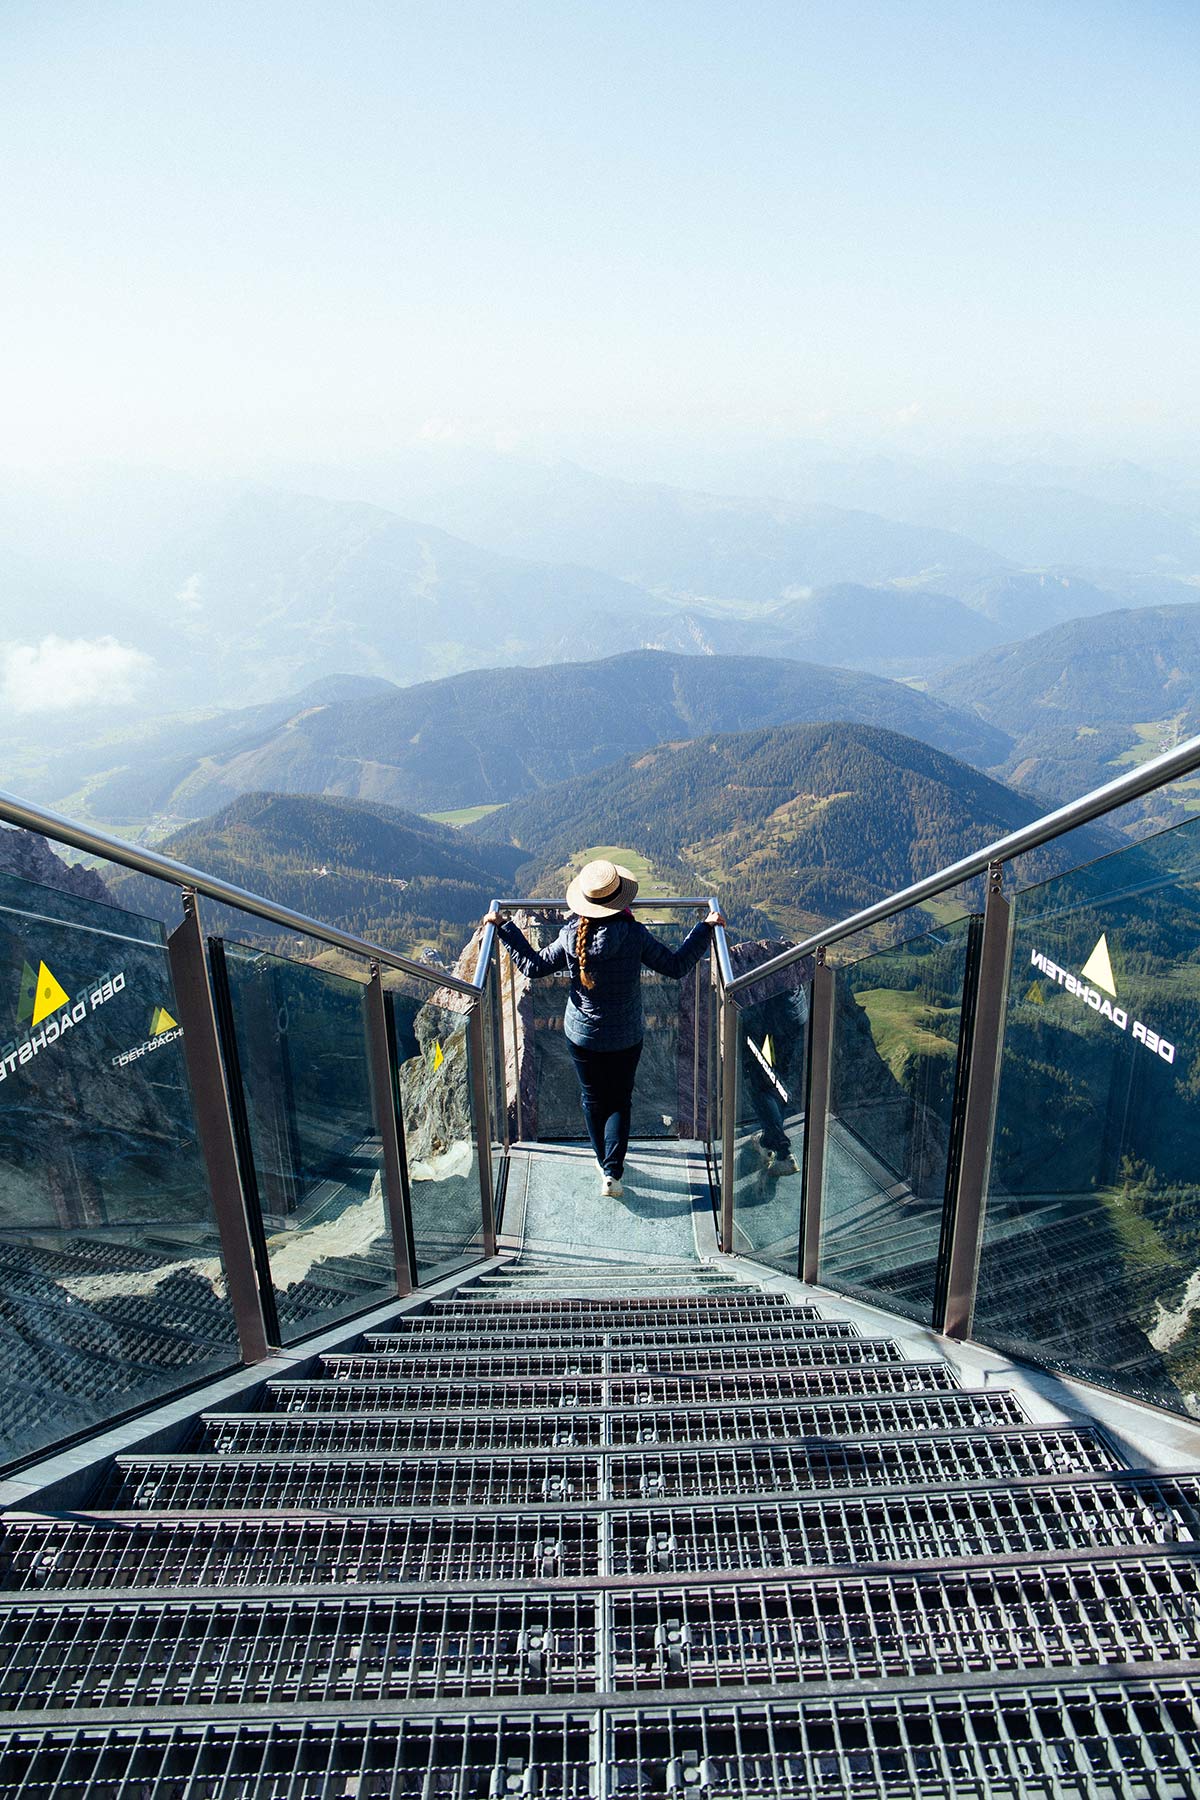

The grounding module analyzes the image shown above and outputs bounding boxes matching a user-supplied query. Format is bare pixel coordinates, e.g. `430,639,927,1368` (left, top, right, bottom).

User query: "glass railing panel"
975,819,1200,1414
392,981,482,1281
710,987,724,1208
728,963,811,1273
0,867,239,1468
519,909,708,1142
220,943,395,1342
819,914,972,1324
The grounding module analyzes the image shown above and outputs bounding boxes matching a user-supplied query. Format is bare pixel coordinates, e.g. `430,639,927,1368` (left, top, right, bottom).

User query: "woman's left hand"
706,909,726,927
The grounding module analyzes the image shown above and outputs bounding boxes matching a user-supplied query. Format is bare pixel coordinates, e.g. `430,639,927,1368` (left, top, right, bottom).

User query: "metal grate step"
324,1350,608,1381
263,1362,960,1416
0,1712,597,1799
478,1274,742,1290
268,1378,608,1414
432,1294,789,1318
322,1336,904,1384
606,1678,1200,1795
198,1392,1029,1457
601,1392,1028,1446
6,1475,1197,1598
1,1513,602,1592
3,1553,1195,1711
361,1320,860,1355
0,1593,603,1708
2,1681,1199,1796
103,1427,1116,1513
611,1428,1119,1503
609,1554,1200,1690
609,1340,905,1375
610,1475,1200,1574
372,1317,827,1346
103,1453,608,1512
200,1412,608,1455
603,1365,961,1405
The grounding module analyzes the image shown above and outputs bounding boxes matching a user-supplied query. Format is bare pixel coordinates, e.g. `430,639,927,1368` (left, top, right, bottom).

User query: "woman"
485,860,724,1198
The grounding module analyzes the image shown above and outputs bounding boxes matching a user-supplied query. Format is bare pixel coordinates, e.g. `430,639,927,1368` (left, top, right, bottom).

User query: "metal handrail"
726,728,1200,995
488,893,725,985
0,787,480,998
492,896,713,910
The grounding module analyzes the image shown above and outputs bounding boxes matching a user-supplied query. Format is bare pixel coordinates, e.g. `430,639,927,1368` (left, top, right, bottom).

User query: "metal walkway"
2,1145,1200,1795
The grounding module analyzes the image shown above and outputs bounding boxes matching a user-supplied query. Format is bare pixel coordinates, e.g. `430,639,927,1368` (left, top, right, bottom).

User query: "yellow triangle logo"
150,1006,178,1036
1081,934,1117,997
762,1035,776,1068
1026,981,1045,1005
431,1040,444,1072
31,961,70,1027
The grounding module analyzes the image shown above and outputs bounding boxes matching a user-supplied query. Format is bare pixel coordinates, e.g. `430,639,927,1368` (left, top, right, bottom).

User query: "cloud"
416,416,466,443
1,635,155,713
175,573,204,614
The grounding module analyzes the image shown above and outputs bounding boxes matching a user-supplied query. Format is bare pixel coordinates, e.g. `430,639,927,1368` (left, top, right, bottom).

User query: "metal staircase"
3,1215,1200,1796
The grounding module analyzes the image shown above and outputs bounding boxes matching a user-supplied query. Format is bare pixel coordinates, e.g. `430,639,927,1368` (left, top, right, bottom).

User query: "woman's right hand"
483,909,503,928
706,908,726,928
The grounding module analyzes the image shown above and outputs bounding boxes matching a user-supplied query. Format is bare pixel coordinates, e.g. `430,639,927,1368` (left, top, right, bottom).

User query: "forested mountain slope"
471,721,1049,935
930,603,1200,809
109,792,523,958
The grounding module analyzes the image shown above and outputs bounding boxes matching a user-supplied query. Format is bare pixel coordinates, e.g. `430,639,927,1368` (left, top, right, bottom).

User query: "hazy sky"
2,0,1197,470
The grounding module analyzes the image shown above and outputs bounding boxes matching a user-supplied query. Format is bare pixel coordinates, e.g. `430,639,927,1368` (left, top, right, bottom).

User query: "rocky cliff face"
0,826,116,905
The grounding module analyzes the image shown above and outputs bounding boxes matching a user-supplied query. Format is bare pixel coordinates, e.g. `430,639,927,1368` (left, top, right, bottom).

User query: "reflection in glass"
483,979,506,1206
222,944,395,1342
0,868,238,1467
976,821,1200,1414
729,962,811,1274
820,918,971,1324
395,986,482,1281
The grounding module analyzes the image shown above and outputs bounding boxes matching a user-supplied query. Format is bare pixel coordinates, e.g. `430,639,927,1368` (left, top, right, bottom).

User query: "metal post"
166,894,271,1362
719,992,738,1254
800,952,835,1286
364,968,414,1297
940,863,1012,1340
467,1001,498,1258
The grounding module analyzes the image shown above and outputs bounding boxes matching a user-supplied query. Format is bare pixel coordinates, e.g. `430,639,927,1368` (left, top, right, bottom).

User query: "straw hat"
566,858,640,919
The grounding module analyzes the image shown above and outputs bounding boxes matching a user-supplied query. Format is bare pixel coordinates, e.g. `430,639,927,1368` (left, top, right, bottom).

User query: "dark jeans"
567,1038,643,1178
744,1059,791,1155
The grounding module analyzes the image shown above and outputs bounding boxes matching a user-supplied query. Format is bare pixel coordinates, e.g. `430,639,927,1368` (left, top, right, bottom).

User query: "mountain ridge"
930,601,1200,810
107,791,524,959
42,650,1014,831
469,719,1054,936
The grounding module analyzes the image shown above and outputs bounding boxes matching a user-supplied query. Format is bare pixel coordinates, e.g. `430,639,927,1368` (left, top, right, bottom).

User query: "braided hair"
575,915,596,989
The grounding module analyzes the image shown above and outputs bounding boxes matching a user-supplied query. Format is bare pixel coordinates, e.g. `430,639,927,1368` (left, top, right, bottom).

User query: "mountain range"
277,444,1200,586
32,651,1013,834
9,457,1197,747
107,792,524,959
930,602,1200,815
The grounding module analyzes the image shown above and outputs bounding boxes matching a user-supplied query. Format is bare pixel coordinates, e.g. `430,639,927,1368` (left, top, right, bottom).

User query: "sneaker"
767,1151,799,1177
600,1175,624,1199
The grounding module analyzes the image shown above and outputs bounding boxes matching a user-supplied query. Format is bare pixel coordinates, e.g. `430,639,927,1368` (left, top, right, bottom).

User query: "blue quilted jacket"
497,913,712,1051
